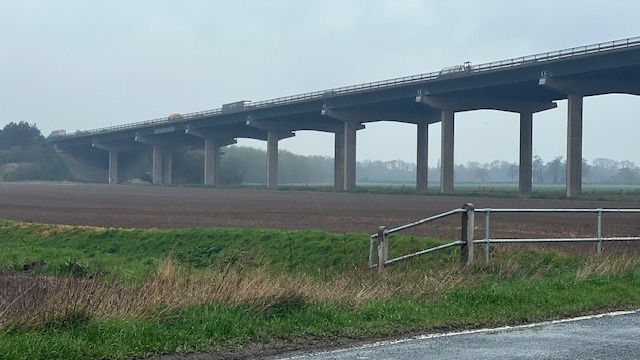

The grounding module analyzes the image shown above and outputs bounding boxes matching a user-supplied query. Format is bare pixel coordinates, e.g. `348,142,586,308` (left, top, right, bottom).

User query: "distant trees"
169,145,640,186
0,121,45,150
1,121,636,186
0,121,70,181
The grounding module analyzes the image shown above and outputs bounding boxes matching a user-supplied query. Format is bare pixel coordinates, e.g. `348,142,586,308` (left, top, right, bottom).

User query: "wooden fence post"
460,203,475,265
377,226,388,273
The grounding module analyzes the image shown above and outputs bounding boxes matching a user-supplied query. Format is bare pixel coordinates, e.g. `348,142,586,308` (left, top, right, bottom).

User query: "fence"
370,203,640,272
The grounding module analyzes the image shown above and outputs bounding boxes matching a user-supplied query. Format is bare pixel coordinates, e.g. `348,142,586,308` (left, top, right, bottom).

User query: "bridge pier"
566,94,583,197
440,110,455,193
538,78,588,196
519,112,533,193
418,94,557,194
108,150,118,184
343,121,357,191
151,146,161,184
416,121,429,193
204,138,221,185
334,128,345,189
92,142,147,184
150,145,173,185
135,136,184,185
185,128,238,186
267,131,279,188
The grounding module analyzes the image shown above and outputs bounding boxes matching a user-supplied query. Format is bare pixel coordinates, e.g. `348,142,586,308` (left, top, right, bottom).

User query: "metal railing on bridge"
370,204,640,273
52,36,640,140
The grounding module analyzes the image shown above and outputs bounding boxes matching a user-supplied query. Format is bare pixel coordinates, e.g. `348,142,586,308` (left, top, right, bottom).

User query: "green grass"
1,221,640,359
0,220,451,283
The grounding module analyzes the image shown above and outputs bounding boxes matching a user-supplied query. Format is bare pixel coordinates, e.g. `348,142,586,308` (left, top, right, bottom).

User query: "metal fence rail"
476,208,640,264
371,204,640,272
368,208,464,268
51,36,640,140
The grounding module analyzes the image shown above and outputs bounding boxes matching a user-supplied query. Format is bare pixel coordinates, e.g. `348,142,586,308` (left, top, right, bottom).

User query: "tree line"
0,122,69,181
172,147,640,185
1,121,639,186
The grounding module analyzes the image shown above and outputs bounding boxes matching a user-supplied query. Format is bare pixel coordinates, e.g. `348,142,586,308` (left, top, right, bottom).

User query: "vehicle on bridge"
49,129,67,137
439,61,473,76
221,100,251,113
168,113,183,121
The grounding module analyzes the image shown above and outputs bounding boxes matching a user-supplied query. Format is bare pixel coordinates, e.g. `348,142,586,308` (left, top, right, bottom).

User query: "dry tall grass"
576,255,640,280
0,258,466,329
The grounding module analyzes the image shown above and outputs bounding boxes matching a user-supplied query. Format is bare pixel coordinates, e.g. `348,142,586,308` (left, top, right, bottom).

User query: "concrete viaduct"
50,36,640,196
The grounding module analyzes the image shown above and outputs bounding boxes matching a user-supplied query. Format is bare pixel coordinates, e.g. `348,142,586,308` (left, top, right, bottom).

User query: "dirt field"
1,182,639,254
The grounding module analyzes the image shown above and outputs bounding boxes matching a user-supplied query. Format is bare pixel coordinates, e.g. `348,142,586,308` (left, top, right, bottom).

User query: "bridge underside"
51,40,640,195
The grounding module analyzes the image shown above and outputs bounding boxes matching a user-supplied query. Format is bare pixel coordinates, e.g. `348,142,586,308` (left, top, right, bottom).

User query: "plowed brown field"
1,182,639,254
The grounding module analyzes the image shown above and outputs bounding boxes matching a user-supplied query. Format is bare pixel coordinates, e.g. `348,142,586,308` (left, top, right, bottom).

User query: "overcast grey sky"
2,0,639,165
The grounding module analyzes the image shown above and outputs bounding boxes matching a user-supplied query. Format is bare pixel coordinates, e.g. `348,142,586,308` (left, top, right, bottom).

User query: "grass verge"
1,221,639,359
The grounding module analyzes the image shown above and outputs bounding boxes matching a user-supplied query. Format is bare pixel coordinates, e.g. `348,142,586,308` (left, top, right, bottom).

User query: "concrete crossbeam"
539,77,640,96
321,108,436,124
416,95,557,113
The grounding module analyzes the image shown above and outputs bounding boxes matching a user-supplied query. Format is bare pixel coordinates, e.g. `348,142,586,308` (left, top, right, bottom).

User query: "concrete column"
334,129,345,189
416,122,429,193
343,121,357,191
519,112,533,193
162,150,173,184
152,145,163,184
108,150,118,184
204,138,220,186
566,94,583,197
440,111,455,193
267,131,278,188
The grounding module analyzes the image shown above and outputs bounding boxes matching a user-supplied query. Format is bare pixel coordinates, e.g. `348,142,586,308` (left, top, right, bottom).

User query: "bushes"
0,122,70,181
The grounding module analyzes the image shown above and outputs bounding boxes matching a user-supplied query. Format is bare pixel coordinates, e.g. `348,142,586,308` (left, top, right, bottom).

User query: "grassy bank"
1,221,639,359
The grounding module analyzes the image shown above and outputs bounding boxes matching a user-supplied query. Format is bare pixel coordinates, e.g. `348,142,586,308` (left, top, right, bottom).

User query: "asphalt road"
280,311,640,360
